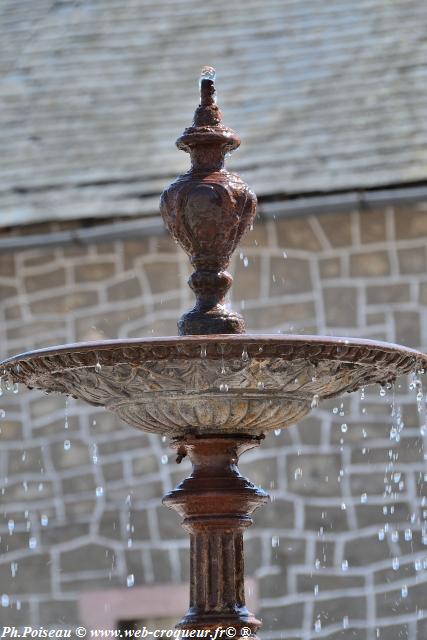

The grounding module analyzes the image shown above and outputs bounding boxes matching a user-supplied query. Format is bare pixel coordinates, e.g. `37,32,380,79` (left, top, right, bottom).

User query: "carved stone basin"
2,335,425,438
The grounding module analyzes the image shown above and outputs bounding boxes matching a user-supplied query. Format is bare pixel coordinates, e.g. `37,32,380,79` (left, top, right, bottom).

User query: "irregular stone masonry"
0,204,427,638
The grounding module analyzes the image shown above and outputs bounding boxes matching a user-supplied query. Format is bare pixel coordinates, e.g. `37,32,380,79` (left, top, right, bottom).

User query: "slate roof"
1,0,427,226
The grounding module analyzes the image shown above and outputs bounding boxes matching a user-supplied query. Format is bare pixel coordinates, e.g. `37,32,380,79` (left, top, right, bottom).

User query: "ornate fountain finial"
160,68,257,335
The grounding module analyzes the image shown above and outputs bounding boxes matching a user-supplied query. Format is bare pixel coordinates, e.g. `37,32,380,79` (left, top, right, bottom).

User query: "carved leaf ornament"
2,336,425,437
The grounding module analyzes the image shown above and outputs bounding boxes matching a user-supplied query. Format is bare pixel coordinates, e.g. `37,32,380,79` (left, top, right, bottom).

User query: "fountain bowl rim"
1,334,426,371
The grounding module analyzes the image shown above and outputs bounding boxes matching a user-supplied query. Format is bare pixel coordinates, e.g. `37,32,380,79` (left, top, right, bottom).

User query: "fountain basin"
2,334,425,438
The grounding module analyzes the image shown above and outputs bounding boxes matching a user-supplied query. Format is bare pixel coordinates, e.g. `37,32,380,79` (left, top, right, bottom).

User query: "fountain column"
160,67,264,635
163,437,268,635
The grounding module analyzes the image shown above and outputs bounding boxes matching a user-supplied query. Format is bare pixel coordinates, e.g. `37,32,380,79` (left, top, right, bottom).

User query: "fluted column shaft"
189,528,245,614
163,436,268,635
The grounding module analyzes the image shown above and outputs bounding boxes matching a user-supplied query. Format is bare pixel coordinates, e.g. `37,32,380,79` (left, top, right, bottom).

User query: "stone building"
1,1,427,638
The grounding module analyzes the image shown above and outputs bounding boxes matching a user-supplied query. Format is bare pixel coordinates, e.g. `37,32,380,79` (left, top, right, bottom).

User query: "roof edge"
1,183,426,252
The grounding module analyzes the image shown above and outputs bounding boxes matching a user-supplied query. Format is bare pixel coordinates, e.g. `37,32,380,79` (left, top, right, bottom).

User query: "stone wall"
1,204,427,639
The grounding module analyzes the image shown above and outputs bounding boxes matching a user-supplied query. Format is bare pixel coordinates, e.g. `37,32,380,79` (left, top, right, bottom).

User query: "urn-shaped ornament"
160,68,257,335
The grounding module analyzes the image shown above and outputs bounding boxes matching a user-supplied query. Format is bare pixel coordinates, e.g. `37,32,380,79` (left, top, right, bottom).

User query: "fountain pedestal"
163,437,268,635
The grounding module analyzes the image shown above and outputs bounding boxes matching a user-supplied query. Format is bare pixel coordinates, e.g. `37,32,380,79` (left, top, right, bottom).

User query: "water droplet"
341,559,349,572
12,383,19,394
294,468,303,480
392,557,400,570
257,381,265,390
28,537,37,550
7,520,15,535
10,562,17,578
401,585,408,598
0,409,5,419
332,407,338,414
415,558,423,571
241,347,249,362
393,472,401,483
360,493,367,503
274,428,281,436
161,454,168,465
200,344,207,358
41,515,49,527
341,423,348,433
378,529,385,541
243,256,249,268
311,394,319,409
391,530,399,542
343,616,349,629
1,594,9,608
95,361,102,373
315,559,321,570
95,486,104,498
314,619,321,633
341,503,347,510
271,536,279,548
379,387,386,397
219,383,229,392
314,584,319,596
127,574,135,588
63,440,71,451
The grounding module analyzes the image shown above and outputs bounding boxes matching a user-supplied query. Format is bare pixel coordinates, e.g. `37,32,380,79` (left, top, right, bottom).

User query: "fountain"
1,67,427,637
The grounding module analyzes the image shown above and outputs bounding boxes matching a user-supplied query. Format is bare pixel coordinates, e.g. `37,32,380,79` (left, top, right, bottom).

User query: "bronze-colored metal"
2,335,424,438
2,68,427,637
163,436,268,635
160,68,257,335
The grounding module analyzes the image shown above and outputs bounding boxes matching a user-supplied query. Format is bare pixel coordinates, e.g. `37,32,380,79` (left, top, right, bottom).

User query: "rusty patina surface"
160,67,257,335
163,436,267,635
